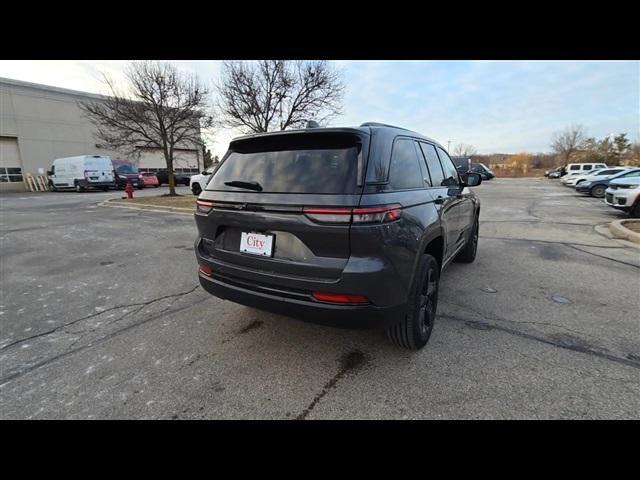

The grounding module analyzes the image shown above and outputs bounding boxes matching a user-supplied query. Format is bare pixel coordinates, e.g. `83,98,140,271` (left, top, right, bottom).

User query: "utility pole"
447,140,453,152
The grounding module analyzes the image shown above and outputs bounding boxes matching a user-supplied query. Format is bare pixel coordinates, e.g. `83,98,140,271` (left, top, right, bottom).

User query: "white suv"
566,167,630,187
561,163,608,185
604,176,640,217
190,167,216,196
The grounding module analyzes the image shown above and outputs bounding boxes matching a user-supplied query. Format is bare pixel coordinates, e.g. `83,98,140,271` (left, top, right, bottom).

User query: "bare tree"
216,60,345,133
79,61,213,195
550,124,587,164
453,143,478,157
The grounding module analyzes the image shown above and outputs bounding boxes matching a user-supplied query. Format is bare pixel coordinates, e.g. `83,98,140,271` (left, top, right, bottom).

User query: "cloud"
2,60,637,155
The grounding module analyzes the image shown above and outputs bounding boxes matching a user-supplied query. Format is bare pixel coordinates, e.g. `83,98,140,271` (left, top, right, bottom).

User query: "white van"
561,162,607,185
48,155,115,192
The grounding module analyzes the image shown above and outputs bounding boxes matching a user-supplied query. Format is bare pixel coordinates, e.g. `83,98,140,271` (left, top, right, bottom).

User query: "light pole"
448,140,453,152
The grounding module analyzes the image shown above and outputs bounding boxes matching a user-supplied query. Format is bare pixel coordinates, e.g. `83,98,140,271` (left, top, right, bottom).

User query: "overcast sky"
1,60,638,158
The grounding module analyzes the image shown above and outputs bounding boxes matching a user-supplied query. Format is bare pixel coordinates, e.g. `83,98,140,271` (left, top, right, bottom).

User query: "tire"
137,185,144,190
101,187,109,192
75,182,85,192
154,185,159,188
456,216,479,263
590,185,606,198
386,254,439,350
630,201,640,219
49,181,57,192
192,183,202,196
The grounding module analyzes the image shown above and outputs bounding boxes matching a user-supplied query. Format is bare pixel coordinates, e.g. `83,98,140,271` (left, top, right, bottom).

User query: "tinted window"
209,145,359,194
115,164,138,174
569,165,581,170
419,142,445,187
387,139,424,190
436,147,460,187
583,165,593,170
620,170,640,178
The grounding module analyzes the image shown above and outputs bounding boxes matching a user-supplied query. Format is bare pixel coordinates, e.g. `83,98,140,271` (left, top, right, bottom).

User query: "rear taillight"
312,291,369,304
353,204,402,223
303,204,402,224
196,199,214,214
198,263,213,276
303,207,352,223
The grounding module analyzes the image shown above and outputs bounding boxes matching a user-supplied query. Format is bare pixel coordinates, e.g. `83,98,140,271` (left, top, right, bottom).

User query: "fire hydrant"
123,181,134,200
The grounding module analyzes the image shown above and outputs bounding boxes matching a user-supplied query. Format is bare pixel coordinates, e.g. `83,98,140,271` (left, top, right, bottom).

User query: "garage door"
0,137,24,183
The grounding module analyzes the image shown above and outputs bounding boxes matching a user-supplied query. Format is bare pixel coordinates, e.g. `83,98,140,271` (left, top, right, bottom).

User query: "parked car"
565,167,628,187
112,160,144,190
560,162,608,185
194,122,483,350
451,156,472,175
190,167,216,195
470,163,495,180
576,168,640,198
604,176,640,217
140,172,160,188
548,168,563,179
48,155,115,192
545,167,562,177
156,169,192,186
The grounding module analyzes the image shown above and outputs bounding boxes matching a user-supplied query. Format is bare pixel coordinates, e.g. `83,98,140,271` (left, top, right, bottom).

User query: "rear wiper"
224,180,263,192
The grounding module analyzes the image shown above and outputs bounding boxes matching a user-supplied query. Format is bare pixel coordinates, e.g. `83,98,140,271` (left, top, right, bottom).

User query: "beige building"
0,77,202,191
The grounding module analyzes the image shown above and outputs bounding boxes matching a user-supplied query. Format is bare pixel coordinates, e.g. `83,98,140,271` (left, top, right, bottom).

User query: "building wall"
0,77,201,191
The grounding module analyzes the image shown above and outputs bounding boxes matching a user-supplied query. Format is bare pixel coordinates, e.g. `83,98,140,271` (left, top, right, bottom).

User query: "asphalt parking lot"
1,179,639,419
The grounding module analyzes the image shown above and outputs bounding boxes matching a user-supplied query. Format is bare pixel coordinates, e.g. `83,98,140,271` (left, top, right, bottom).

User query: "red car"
141,172,160,188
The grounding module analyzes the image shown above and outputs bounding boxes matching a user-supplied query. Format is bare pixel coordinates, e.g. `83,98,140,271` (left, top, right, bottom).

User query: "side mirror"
202,171,208,175
465,172,482,187
47,170,53,176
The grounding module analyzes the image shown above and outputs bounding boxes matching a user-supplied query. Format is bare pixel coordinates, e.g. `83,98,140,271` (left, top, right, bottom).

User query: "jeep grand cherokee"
194,122,482,349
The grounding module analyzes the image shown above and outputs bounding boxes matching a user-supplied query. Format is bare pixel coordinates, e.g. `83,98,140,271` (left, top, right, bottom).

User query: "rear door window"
569,165,581,171
209,134,361,194
387,138,424,190
418,142,445,187
436,147,461,187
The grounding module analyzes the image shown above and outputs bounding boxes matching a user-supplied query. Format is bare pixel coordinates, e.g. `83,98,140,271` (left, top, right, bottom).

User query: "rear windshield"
115,164,138,174
208,134,362,194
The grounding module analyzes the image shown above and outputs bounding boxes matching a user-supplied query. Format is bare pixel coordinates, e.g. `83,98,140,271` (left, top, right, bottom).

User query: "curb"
609,220,640,244
99,200,194,216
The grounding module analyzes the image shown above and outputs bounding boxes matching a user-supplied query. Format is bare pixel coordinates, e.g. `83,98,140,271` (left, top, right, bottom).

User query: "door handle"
434,196,444,205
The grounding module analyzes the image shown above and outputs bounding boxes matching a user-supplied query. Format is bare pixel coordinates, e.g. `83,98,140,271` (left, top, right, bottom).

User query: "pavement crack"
0,286,200,352
563,244,640,269
480,235,627,249
440,312,640,369
296,350,369,420
0,296,210,385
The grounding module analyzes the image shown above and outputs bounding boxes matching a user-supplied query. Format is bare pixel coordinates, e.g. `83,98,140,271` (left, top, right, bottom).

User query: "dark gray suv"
194,123,482,349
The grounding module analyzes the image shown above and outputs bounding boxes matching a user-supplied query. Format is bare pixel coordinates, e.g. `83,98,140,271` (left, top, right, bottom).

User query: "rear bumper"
198,271,405,329
116,178,143,187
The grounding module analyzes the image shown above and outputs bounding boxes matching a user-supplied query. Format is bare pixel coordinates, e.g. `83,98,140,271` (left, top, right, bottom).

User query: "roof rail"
360,122,410,131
